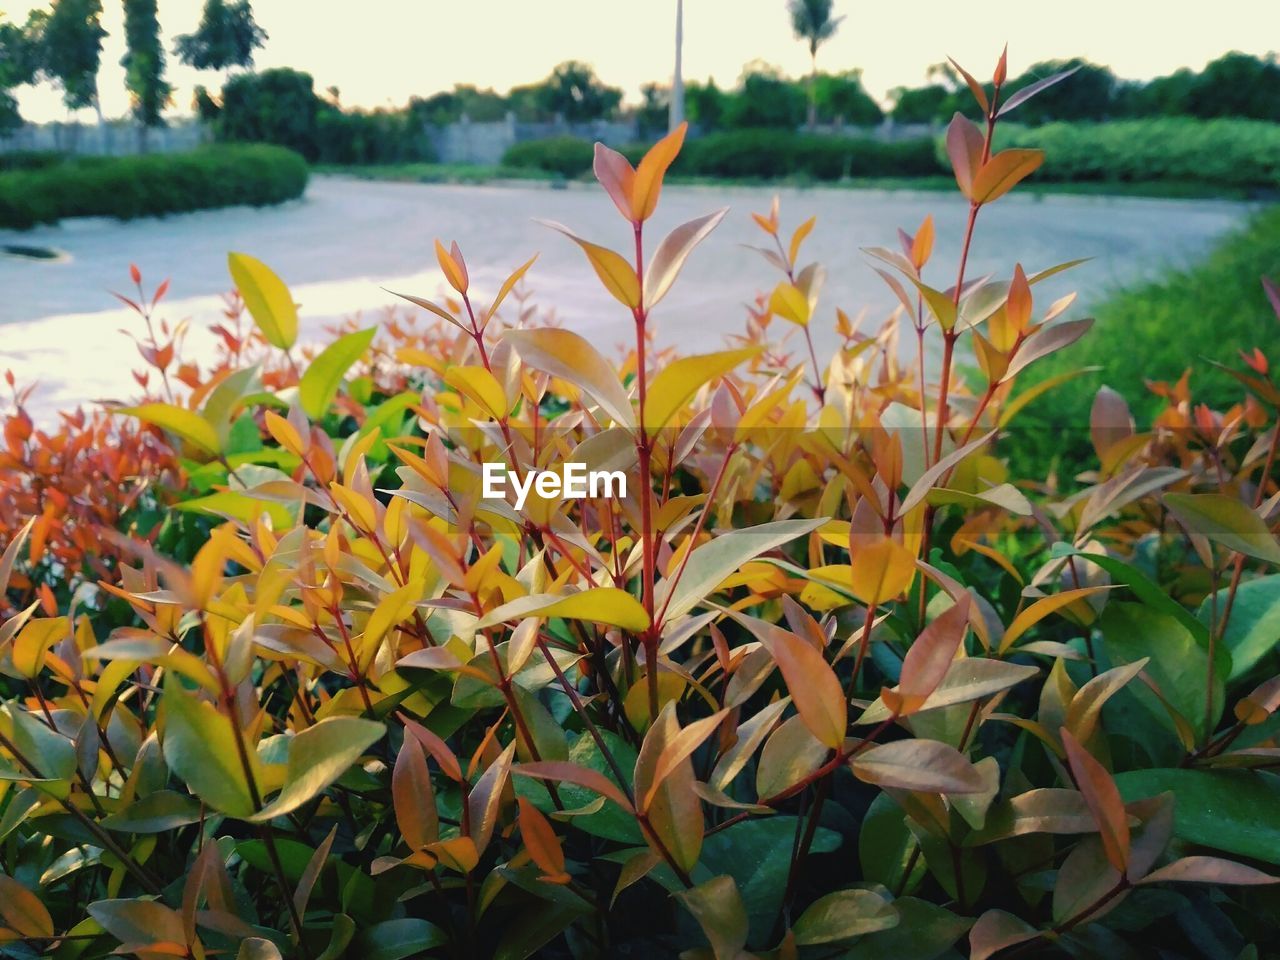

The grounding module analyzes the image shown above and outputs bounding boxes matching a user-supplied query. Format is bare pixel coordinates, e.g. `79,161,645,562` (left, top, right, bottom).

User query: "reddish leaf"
1060,727,1130,873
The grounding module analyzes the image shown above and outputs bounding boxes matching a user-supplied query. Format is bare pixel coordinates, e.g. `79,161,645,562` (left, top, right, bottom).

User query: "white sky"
10,0,1279,122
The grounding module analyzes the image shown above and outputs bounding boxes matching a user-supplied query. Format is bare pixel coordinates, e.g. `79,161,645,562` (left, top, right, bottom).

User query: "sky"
10,0,1280,122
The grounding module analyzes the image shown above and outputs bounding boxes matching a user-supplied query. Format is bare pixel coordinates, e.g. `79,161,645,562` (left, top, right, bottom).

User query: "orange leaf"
1060,727,1130,873
755,623,846,749
518,796,568,881
434,239,469,294
971,149,1045,204
393,734,439,850
631,122,687,222
896,596,971,715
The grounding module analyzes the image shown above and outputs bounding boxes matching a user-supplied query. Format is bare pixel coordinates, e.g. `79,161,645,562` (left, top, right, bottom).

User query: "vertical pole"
669,0,685,132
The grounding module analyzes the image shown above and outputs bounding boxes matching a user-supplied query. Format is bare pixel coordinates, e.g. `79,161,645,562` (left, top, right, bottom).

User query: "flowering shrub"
2,52,1280,960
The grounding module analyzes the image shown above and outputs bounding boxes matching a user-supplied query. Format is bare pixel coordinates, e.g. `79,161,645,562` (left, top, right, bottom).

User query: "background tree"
174,0,266,84
787,0,842,128
723,65,806,129
526,61,621,123
121,0,170,145
0,13,39,133
813,69,882,125
1184,51,1280,121
1003,58,1115,123
637,82,669,136
685,79,726,131
34,0,107,119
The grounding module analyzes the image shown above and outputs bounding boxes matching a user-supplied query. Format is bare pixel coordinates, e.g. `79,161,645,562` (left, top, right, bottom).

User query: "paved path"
0,176,1254,414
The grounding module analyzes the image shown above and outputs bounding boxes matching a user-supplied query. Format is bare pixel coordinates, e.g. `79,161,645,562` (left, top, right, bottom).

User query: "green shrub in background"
502,131,943,182
991,118,1280,189
501,134,595,176
0,144,308,229
677,130,941,180
0,149,64,172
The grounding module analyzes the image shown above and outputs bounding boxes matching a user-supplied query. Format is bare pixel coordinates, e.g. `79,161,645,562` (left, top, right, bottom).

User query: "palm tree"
669,0,684,132
788,0,843,129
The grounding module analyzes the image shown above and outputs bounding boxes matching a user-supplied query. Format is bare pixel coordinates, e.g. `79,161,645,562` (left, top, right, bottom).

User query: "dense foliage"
0,144,307,229
212,68,435,165
3,52,1280,960
994,118,1280,189
503,131,940,182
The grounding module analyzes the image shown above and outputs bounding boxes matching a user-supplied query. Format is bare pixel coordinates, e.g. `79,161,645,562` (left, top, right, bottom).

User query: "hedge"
503,131,944,181
675,130,942,179
0,144,309,230
501,135,595,177
990,118,1280,188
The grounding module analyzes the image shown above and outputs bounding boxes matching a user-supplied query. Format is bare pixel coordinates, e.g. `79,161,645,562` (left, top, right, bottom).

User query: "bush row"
0,144,309,230
993,118,1280,188
0,149,64,172
502,131,944,180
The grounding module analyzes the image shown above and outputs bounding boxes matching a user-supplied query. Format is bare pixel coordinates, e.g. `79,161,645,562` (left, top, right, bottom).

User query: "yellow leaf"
631,122,686,221
484,254,538,324
769,282,811,326
263,410,306,456
444,366,510,420
228,252,298,350
999,586,1113,653
757,624,846,749
11,617,67,678
642,347,761,433
119,403,221,456
504,328,635,429
475,588,649,632
540,220,640,309
330,483,378,534
788,216,816,267
849,537,916,606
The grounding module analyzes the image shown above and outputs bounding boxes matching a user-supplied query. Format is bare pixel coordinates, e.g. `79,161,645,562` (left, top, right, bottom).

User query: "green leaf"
1100,602,1228,743
1198,575,1280,681
701,816,841,941
676,875,749,960
1165,493,1280,565
844,897,971,959
101,790,204,833
793,888,900,945
860,792,926,893
299,327,378,419
229,252,298,350
162,677,259,818
1115,769,1280,865
656,517,828,621
250,717,385,822
350,918,445,960
119,403,221,456
1057,549,1208,644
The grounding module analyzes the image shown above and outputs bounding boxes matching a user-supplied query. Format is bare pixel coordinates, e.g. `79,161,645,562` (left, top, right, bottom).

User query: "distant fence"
0,118,208,156
427,114,640,165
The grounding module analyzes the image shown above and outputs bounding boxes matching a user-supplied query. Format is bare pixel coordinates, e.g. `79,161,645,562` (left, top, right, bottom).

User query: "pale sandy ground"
0,176,1254,417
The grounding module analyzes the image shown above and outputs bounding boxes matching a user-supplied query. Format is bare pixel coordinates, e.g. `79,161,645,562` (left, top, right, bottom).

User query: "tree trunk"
807,51,818,130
